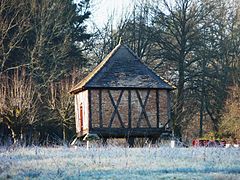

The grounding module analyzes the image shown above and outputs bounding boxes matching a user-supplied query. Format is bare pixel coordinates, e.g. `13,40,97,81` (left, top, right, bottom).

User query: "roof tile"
70,44,175,94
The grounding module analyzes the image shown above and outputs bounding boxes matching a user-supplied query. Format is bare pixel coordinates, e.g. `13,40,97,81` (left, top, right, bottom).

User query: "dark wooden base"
102,138,108,146
76,128,172,147
126,137,135,147
89,128,171,138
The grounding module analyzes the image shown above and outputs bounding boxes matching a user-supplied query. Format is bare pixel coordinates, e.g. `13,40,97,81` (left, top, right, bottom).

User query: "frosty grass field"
0,145,240,179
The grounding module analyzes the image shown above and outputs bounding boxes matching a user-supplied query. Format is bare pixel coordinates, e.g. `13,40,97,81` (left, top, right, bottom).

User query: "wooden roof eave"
69,87,86,94
70,86,176,95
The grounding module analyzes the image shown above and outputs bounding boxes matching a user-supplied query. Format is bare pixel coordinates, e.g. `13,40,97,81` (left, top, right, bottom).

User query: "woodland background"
0,0,239,146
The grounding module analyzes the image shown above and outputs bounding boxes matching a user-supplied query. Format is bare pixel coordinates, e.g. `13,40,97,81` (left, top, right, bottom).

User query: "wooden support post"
167,91,170,128
102,138,107,146
88,90,92,130
127,137,135,148
128,90,132,128
99,89,103,128
151,137,157,144
156,90,160,128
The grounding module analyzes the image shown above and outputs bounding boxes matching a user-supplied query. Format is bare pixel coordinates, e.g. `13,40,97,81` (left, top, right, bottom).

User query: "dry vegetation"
0,146,239,179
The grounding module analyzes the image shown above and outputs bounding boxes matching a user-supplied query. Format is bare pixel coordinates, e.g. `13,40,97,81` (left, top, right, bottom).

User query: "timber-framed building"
70,44,175,145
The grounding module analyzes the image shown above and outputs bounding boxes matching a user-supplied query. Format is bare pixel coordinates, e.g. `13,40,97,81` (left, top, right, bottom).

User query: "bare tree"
150,0,212,138
85,0,157,76
47,70,82,144
197,0,240,133
0,0,32,74
220,85,240,141
29,0,90,86
0,0,92,145
0,67,38,145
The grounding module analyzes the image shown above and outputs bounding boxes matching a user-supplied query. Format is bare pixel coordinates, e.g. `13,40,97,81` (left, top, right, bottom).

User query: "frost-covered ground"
0,146,240,179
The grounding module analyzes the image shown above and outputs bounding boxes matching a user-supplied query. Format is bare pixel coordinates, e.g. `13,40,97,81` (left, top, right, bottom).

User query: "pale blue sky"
89,0,135,29
75,0,175,30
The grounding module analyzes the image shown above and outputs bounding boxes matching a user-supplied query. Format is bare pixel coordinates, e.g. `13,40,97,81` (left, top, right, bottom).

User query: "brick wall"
90,89,169,129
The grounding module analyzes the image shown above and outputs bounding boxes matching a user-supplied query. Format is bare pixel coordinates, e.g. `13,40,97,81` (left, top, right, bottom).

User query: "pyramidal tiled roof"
70,44,176,94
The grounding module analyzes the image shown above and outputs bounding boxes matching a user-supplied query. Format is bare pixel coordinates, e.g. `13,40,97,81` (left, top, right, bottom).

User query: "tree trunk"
62,122,66,144
174,58,185,139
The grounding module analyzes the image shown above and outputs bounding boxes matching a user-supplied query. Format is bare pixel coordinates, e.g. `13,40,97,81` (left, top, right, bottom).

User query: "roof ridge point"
118,37,122,45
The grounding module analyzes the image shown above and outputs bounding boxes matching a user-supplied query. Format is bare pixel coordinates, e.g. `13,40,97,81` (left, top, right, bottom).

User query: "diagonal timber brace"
108,90,125,128
136,90,152,128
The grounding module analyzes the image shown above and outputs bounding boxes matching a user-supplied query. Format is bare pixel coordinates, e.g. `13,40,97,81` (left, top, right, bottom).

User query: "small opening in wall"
80,103,83,131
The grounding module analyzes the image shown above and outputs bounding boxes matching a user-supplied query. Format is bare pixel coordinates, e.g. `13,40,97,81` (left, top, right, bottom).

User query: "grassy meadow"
0,145,240,179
